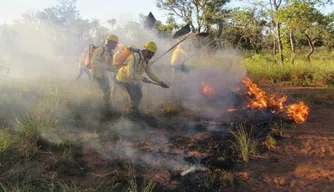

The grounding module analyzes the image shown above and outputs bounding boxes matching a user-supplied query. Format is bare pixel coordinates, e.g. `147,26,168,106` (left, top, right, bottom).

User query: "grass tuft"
231,124,256,162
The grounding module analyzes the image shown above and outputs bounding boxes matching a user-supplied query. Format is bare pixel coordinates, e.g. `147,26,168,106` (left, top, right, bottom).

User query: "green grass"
128,176,156,192
243,48,334,86
231,125,256,162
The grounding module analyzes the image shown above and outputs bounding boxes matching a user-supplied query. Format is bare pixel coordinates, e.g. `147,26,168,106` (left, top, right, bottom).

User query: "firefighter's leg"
75,68,84,80
123,83,142,113
94,77,111,106
83,68,91,80
110,72,117,99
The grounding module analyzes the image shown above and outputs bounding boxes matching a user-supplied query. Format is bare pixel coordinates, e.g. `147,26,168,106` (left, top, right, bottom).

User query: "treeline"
0,0,333,65
156,0,334,64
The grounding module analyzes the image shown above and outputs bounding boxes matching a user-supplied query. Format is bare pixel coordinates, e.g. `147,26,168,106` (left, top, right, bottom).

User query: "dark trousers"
93,76,111,105
75,68,91,80
117,82,142,112
172,63,190,79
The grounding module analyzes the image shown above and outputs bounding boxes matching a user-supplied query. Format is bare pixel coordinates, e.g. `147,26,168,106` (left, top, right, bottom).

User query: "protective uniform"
170,43,189,79
90,34,119,106
116,42,162,112
75,50,91,80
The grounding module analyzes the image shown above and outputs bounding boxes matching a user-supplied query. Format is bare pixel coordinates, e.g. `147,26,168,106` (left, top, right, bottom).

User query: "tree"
278,0,328,61
156,0,230,33
155,17,179,37
226,6,267,53
270,0,285,64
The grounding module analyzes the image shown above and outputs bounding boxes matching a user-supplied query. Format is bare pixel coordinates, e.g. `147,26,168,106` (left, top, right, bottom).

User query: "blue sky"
0,0,333,25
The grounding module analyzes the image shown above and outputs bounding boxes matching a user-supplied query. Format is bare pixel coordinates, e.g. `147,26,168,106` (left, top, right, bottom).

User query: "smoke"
82,117,198,171
0,3,246,174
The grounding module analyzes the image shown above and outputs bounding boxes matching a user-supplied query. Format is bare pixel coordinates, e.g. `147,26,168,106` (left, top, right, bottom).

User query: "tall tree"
277,0,328,61
227,6,268,53
271,0,284,64
156,0,230,33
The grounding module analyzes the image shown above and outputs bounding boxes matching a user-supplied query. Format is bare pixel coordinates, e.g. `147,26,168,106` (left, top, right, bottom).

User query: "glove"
142,77,151,83
160,81,169,88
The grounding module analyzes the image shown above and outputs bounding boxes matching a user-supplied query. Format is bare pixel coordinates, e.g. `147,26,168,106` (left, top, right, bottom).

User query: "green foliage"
244,49,334,86
0,183,7,192
226,5,268,52
156,17,179,37
156,0,230,32
128,176,156,192
231,125,256,162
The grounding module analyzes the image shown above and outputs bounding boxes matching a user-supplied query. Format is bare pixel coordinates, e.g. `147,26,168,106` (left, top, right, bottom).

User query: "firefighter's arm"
145,63,161,83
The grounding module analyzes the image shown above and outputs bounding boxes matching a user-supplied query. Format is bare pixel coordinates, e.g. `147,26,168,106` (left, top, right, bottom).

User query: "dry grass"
160,99,184,117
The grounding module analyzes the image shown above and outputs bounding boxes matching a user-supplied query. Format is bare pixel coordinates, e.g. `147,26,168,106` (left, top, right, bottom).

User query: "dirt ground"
236,88,334,192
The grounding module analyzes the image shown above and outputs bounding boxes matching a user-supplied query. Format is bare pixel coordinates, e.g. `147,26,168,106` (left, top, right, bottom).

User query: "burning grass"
0,76,315,191
242,77,310,124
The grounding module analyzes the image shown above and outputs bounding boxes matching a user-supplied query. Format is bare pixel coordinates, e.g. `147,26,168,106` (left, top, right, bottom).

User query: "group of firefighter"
75,34,190,114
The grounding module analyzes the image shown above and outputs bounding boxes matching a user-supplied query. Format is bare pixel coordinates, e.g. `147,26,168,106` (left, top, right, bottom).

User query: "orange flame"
202,81,214,96
242,77,287,113
242,77,309,123
242,77,268,109
286,102,309,124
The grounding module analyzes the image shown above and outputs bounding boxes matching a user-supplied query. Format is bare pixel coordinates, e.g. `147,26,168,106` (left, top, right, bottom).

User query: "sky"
0,0,333,25
0,0,169,25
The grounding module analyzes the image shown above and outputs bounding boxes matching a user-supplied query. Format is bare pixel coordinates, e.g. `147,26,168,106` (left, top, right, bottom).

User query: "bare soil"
236,88,334,192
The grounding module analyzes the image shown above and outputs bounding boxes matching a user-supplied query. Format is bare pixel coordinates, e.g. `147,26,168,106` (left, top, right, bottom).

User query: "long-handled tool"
152,31,209,64
151,33,193,64
143,12,156,29
143,79,170,88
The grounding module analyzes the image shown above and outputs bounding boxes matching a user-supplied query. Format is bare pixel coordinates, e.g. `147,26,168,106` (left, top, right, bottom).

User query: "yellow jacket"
79,51,88,68
171,46,187,66
116,52,161,84
90,46,114,78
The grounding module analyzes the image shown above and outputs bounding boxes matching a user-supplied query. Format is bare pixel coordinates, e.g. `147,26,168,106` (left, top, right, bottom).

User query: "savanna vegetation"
0,0,333,191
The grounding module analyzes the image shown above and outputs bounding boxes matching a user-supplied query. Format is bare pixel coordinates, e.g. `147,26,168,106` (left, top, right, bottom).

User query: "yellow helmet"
106,34,119,43
144,41,157,53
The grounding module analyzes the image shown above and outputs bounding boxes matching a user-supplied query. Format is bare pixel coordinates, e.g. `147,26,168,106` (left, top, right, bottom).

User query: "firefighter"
116,41,169,113
90,34,119,107
75,48,91,80
170,42,189,81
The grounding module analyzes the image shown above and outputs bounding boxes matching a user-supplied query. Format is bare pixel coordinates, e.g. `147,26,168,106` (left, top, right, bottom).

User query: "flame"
202,81,214,96
242,77,310,123
286,102,309,124
242,77,268,109
242,77,287,113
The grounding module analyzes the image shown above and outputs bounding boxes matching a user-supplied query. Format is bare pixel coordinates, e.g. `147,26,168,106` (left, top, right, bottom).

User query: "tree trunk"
273,37,277,56
305,34,314,62
271,21,277,57
271,0,283,64
276,22,284,64
289,29,296,65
